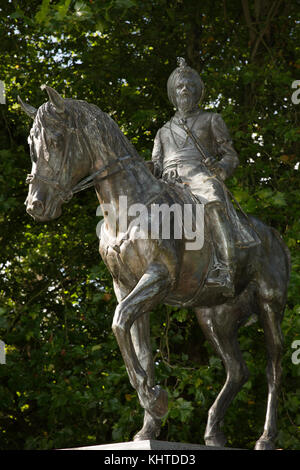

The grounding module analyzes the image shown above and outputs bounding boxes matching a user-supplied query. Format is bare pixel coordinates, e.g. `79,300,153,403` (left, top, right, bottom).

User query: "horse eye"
28,141,37,163
30,149,37,163
49,131,62,146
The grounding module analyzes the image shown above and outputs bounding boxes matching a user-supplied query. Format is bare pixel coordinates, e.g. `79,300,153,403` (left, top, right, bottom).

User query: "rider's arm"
211,113,239,181
152,129,163,178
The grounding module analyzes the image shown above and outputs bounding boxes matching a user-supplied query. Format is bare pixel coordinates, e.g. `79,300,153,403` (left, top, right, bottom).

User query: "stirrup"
206,265,235,297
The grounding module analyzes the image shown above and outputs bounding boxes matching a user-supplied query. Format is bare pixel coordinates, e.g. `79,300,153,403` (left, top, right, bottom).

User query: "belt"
163,149,203,170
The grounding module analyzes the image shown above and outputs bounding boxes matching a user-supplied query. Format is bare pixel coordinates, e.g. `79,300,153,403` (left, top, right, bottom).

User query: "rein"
26,154,133,203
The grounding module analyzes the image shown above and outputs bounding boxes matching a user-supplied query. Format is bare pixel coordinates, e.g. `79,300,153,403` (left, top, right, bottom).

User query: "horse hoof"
205,432,227,448
133,428,158,441
254,439,275,450
133,429,159,441
133,431,150,441
133,416,161,441
149,386,168,419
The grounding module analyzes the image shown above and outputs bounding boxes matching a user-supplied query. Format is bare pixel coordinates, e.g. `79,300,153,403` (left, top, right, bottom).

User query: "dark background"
0,0,299,449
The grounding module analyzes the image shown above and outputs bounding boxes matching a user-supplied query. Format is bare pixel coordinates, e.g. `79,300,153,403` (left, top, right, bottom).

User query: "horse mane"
34,98,141,166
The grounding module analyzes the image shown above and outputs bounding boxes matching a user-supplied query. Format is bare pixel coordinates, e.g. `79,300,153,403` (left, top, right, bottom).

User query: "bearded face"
175,77,199,114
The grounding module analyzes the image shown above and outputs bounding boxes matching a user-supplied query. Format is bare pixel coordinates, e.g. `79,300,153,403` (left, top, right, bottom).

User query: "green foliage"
0,0,299,450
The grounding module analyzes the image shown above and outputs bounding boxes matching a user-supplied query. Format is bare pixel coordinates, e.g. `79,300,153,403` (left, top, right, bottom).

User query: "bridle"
26,123,133,203
26,153,133,203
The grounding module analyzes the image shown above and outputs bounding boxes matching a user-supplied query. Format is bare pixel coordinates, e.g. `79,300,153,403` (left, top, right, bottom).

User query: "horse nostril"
31,200,44,215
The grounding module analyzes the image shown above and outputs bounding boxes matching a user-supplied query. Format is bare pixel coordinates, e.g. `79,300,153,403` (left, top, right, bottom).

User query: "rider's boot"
206,204,236,298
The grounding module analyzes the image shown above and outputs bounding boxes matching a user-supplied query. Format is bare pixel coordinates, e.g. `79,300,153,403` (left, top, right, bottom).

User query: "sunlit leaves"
35,0,51,25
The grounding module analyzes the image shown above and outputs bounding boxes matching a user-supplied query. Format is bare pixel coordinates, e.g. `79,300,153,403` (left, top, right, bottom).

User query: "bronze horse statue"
19,86,290,450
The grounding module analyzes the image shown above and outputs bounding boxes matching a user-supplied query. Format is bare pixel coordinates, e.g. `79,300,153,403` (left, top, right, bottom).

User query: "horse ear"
41,84,65,114
17,96,37,119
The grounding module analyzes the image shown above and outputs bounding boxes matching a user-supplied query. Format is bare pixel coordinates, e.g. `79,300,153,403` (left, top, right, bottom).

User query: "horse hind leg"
255,299,284,450
195,304,249,447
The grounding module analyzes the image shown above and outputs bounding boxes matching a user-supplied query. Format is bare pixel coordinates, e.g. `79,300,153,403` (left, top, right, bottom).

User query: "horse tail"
270,226,291,282
248,215,291,294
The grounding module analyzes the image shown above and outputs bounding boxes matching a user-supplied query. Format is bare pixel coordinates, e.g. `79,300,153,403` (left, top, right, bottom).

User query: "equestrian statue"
19,59,290,450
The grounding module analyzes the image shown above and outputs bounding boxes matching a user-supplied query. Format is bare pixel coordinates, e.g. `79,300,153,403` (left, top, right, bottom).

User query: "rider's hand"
162,169,182,183
204,157,226,181
211,163,227,181
204,156,217,168
163,169,176,181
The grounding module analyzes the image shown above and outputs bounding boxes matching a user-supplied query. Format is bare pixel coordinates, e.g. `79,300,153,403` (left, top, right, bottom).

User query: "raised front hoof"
133,415,161,442
254,439,275,450
205,432,227,448
133,429,158,442
148,386,168,419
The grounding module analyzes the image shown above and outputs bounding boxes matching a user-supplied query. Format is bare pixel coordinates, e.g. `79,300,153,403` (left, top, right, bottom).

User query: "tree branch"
250,0,283,61
241,0,256,45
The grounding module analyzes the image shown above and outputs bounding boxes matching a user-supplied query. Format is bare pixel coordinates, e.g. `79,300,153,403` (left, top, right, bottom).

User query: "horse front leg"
112,263,170,421
131,314,162,441
113,280,161,440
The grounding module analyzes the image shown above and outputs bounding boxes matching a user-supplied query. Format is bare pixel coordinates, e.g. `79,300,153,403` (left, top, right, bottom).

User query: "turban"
167,57,205,108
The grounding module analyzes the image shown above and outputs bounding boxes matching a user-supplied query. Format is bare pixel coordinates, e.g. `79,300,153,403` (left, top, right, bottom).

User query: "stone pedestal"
67,440,234,450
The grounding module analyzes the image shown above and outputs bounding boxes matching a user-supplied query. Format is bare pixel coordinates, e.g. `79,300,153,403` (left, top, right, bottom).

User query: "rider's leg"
206,203,236,297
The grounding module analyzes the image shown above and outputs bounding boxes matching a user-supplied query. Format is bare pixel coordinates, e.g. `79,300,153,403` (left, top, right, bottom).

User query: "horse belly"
165,244,211,307
100,227,211,306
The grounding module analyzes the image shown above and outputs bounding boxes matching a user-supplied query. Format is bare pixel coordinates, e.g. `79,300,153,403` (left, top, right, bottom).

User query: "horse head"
19,86,91,221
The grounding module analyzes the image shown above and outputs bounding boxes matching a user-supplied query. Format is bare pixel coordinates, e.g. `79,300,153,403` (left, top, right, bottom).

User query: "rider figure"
152,58,258,297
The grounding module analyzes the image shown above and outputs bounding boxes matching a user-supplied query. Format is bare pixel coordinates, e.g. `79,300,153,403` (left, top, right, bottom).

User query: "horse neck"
88,114,161,212
95,160,159,208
